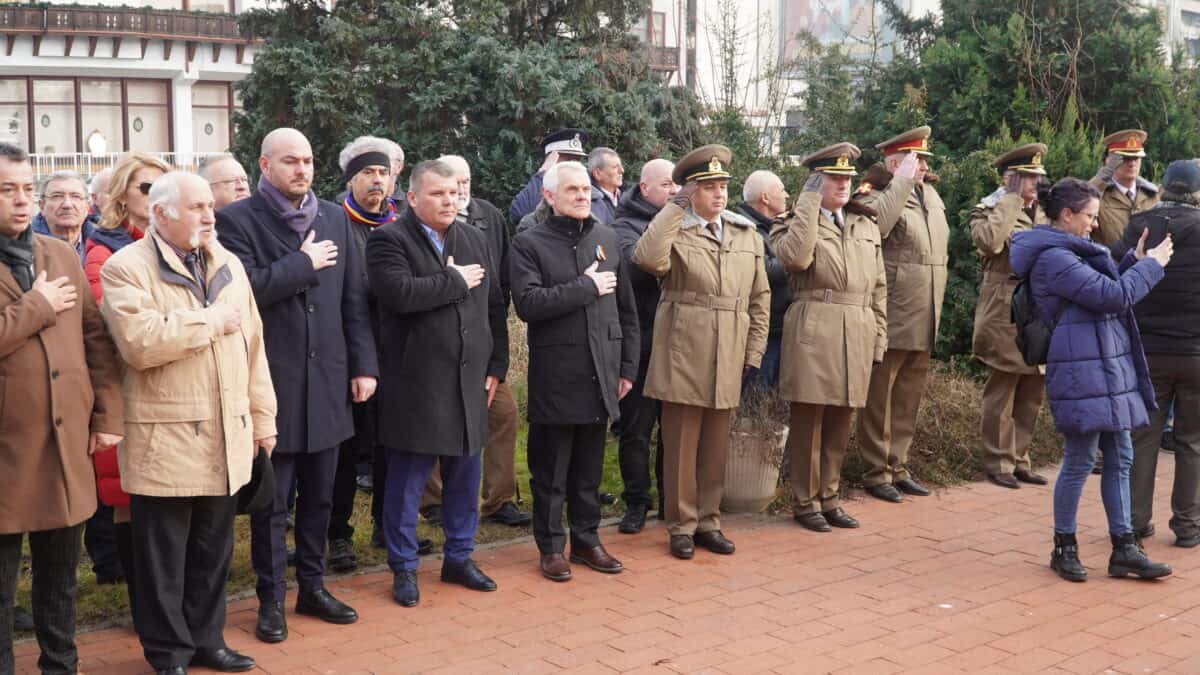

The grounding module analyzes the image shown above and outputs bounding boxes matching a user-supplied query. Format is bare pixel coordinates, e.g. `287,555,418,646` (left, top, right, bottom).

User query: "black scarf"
0,225,34,292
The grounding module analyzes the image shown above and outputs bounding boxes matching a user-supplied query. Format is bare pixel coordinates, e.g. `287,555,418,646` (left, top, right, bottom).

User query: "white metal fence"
30,152,227,184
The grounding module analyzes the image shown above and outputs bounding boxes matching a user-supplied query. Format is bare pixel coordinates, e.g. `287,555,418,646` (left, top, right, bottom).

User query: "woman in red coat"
85,153,169,302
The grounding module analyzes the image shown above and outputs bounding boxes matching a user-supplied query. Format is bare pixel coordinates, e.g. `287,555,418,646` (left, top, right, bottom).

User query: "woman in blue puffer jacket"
1010,177,1174,582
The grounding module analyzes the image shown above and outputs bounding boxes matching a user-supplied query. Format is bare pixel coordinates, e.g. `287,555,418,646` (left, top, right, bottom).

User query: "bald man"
735,170,791,391
215,127,379,644
610,158,678,533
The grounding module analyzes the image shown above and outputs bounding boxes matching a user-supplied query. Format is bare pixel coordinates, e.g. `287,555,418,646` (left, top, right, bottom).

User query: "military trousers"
660,402,732,537
856,349,932,486
980,368,1044,474
421,381,520,517
788,403,854,514
1131,353,1200,539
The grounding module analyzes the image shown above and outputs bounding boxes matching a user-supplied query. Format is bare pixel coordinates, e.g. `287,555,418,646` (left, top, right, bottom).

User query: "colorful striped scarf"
343,192,397,228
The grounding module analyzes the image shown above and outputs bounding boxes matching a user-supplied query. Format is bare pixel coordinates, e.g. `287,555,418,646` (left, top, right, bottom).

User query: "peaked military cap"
543,128,590,157
802,142,861,176
993,143,1048,175
672,144,733,185
876,126,934,157
1102,129,1148,158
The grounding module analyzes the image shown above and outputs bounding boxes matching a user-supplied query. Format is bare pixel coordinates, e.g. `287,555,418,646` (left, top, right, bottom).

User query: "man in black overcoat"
366,160,509,607
509,160,639,582
214,128,378,643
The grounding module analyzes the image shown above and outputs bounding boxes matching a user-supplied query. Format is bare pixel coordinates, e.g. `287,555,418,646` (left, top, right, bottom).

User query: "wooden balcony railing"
0,5,251,43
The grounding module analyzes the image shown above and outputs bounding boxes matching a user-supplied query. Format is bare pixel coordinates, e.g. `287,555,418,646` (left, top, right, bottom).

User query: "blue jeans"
384,449,480,572
1053,430,1134,536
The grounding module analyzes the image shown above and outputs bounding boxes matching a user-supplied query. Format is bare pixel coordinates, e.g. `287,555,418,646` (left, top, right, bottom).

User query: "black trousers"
617,354,664,509
527,422,606,554
114,521,136,621
130,495,236,670
0,525,83,675
251,448,338,603
83,504,122,579
328,440,360,542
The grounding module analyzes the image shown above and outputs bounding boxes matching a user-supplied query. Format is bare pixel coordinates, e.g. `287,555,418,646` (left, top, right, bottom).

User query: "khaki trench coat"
101,230,277,497
771,187,902,408
632,202,770,410
855,167,949,352
1088,177,1160,248
970,190,1045,374
0,235,123,534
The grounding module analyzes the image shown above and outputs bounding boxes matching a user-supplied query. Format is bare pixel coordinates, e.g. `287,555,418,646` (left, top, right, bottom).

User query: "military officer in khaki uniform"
854,127,949,503
772,143,911,532
633,145,770,560
1089,130,1159,248
971,143,1049,489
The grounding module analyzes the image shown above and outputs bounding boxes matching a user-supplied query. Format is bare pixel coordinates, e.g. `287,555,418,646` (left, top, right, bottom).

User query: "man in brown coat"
1089,130,1159,248
102,171,277,674
0,142,124,674
772,143,911,532
632,144,770,560
855,127,949,502
971,144,1049,489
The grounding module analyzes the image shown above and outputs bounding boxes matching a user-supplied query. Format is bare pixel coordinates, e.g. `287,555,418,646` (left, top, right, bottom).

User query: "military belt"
661,290,744,311
796,289,872,307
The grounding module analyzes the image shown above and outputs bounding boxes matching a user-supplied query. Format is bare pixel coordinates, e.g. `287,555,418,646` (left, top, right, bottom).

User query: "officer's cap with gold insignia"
876,126,934,157
543,128,590,158
993,143,1048,176
802,142,861,176
1102,129,1148,159
672,144,733,185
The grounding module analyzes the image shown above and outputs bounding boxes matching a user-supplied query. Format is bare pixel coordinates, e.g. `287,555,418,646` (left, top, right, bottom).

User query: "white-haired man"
416,154,531,530
198,155,250,210
734,170,791,392
510,161,639,581
101,171,277,674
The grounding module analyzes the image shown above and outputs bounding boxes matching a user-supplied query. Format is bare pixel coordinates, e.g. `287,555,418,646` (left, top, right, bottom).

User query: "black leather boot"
1109,533,1172,579
1050,532,1087,582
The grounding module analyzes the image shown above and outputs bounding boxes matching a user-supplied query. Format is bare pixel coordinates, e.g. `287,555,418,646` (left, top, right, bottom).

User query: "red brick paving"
17,454,1200,674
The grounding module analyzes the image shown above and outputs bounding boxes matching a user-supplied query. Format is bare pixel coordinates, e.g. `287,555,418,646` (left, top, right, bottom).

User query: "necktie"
708,221,722,242
1128,189,1136,203
185,252,207,296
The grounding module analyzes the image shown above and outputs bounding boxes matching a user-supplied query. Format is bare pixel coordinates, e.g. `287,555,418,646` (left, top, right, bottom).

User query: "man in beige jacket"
633,144,770,560
855,127,949,502
101,172,277,675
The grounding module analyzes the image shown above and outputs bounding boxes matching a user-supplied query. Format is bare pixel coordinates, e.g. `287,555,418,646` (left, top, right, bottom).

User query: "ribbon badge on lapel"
594,244,607,263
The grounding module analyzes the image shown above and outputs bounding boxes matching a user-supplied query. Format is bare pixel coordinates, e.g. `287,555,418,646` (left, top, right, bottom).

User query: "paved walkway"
19,454,1200,674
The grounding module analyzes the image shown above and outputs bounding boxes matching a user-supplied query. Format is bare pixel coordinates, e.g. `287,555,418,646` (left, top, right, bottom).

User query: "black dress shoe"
794,512,832,532
392,571,419,607
619,504,648,534
296,589,358,624
669,535,694,559
441,559,497,591
418,537,434,556
327,538,357,573
1175,532,1200,548
192,647,255,672
822,507,860,529
694,530,735,554
866,483,903,503
484,502,532,527
355,474,374,493
599,492,617,505
255,602,287,643
988,473,1020,489
13,605,33,632
1014,469,1048,485
156,667,186,675
421,505,442,526
895,478,930,496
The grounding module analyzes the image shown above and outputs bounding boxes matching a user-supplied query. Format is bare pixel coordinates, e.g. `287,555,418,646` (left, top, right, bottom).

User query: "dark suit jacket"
366,208,508,456
215,191,378,454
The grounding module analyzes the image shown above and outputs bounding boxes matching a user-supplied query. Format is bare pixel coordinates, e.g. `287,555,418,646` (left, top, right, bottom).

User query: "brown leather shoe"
988,473,1020,489
569,545,623,573
693,530,735,554
1014,469,1048,485
539,553,572,582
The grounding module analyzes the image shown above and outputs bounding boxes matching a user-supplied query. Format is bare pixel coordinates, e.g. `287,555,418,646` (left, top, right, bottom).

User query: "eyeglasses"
137,182,153,195
210,176,250,188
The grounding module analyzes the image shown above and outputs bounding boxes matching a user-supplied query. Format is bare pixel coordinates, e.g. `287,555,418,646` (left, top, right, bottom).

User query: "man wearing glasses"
33,171,93,267
199,155,251,211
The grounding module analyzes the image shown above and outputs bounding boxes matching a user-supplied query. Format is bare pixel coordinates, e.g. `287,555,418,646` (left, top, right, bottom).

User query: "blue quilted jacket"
1010,225,1163,435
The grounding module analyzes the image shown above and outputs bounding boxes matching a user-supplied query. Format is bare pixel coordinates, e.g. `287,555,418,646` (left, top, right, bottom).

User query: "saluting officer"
1089,130,1159,248
772,143,912,532
855,126,949,503
632,145,770,560
971,143,1049,489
